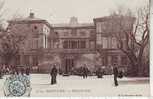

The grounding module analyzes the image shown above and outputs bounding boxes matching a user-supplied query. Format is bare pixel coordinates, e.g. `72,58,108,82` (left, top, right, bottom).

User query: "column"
68,40,70,49
77,40,80,49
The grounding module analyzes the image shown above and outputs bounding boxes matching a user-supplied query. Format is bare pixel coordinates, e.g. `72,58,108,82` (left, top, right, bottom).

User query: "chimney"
29,12,35,18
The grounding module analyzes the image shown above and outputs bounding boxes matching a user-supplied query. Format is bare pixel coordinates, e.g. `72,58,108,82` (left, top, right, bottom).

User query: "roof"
53,23,94,28
8,13,52,28
8,16,46,23
94,15,135,22
53,16,94,28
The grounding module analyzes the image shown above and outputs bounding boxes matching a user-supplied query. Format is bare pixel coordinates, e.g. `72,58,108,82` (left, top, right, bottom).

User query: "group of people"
0,65,14,75
0,64,123,87
49,64,90,85
95,67,104,78
0,65,14,78
11,67,30,76
0,64,30,79
49,64,123,87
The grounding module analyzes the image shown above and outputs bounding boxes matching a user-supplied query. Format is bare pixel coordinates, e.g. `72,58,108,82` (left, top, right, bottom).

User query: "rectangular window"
64,32,69,36
71,29,77,36
96,23,102,33
80,41,86,49
96,34,102,45
112,37,117,49
108,37,112,48
80,32,86,36
90,41,95,49
36,39,39,49
24,55,29,66
102,56,108,66
71,41,77,49
102,37,108,48
15,55,20,65
31,39,39,49
63,41,68,49
32,56,38,66
101,22,107,32
112,56,118,65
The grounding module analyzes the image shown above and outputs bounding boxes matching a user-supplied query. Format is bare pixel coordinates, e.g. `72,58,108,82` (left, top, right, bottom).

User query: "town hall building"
4,13,129,74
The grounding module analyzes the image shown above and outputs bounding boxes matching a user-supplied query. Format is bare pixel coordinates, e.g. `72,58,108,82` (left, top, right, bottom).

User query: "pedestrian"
26,67,30,76
84,66,88,78
96,67,103,78
11,69,15,75
0,69,2,79
80,66,84,78
113,65,119,86
82,65,88,79
50,65,58,85
15,67,19,75
82,67,85,79
21,68,24,75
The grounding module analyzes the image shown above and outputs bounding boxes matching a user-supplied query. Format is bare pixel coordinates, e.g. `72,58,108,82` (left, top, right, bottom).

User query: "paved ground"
0,74,150,97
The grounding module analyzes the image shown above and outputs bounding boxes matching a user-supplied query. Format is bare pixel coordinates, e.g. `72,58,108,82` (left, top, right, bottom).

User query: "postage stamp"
4,74,31,97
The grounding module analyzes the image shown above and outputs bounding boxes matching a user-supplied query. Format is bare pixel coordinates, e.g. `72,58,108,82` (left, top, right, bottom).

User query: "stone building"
5,14,96,73
3,13,134,74
93,16,131,70
6,13,56,71
52,17,96,74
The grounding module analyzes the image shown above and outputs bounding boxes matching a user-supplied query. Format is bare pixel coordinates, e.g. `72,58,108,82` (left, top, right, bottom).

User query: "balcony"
44,48,96,54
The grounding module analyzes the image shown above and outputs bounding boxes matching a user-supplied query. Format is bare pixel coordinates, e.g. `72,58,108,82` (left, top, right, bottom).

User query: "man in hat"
113,64,119,86
50,64,58,85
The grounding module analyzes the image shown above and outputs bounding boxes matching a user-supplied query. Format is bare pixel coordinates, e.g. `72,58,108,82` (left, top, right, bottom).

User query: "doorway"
64,58,74,74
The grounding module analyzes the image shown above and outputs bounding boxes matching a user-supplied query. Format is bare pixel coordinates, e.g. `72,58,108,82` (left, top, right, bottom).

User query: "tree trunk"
127,58,139,77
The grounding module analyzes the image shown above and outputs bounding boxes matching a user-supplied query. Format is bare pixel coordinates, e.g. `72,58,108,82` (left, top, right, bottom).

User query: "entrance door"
64,58,74,74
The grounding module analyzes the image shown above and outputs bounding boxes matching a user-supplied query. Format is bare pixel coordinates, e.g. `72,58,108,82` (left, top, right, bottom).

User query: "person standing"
82,67,86,79
0,68,2,79
113,66,119,86
84,66,88,78
80,66,84,78
16,67,19,75
26,67,30,76
21,68,24,75
82,67,85,79
50,65,58,85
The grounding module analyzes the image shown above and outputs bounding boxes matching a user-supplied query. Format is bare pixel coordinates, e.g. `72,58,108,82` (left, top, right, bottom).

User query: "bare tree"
0,32,26,65
109,5,149,76
0,0,6,31
0,6,26,65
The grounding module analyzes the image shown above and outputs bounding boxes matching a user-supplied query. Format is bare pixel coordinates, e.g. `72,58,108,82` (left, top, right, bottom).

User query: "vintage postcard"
0,0,151,97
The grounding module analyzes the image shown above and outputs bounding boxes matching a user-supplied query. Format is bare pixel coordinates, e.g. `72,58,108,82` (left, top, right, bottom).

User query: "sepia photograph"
0,0,150,97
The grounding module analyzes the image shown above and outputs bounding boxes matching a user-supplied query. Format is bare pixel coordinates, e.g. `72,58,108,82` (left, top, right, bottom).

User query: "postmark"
4,74,31,97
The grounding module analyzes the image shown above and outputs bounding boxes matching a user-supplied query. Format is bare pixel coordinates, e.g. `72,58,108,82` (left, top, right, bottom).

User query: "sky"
1,0,149,24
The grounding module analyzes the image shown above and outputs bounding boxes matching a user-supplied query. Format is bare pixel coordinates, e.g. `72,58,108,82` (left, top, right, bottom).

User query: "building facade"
6,13,55,71
94,16,131,70
3,13,132,73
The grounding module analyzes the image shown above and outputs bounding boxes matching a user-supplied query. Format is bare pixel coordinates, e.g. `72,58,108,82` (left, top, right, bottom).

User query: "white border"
150,0,153,97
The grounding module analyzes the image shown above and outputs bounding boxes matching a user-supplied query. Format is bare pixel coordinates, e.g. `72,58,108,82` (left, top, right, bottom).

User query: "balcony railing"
44,48,96,54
